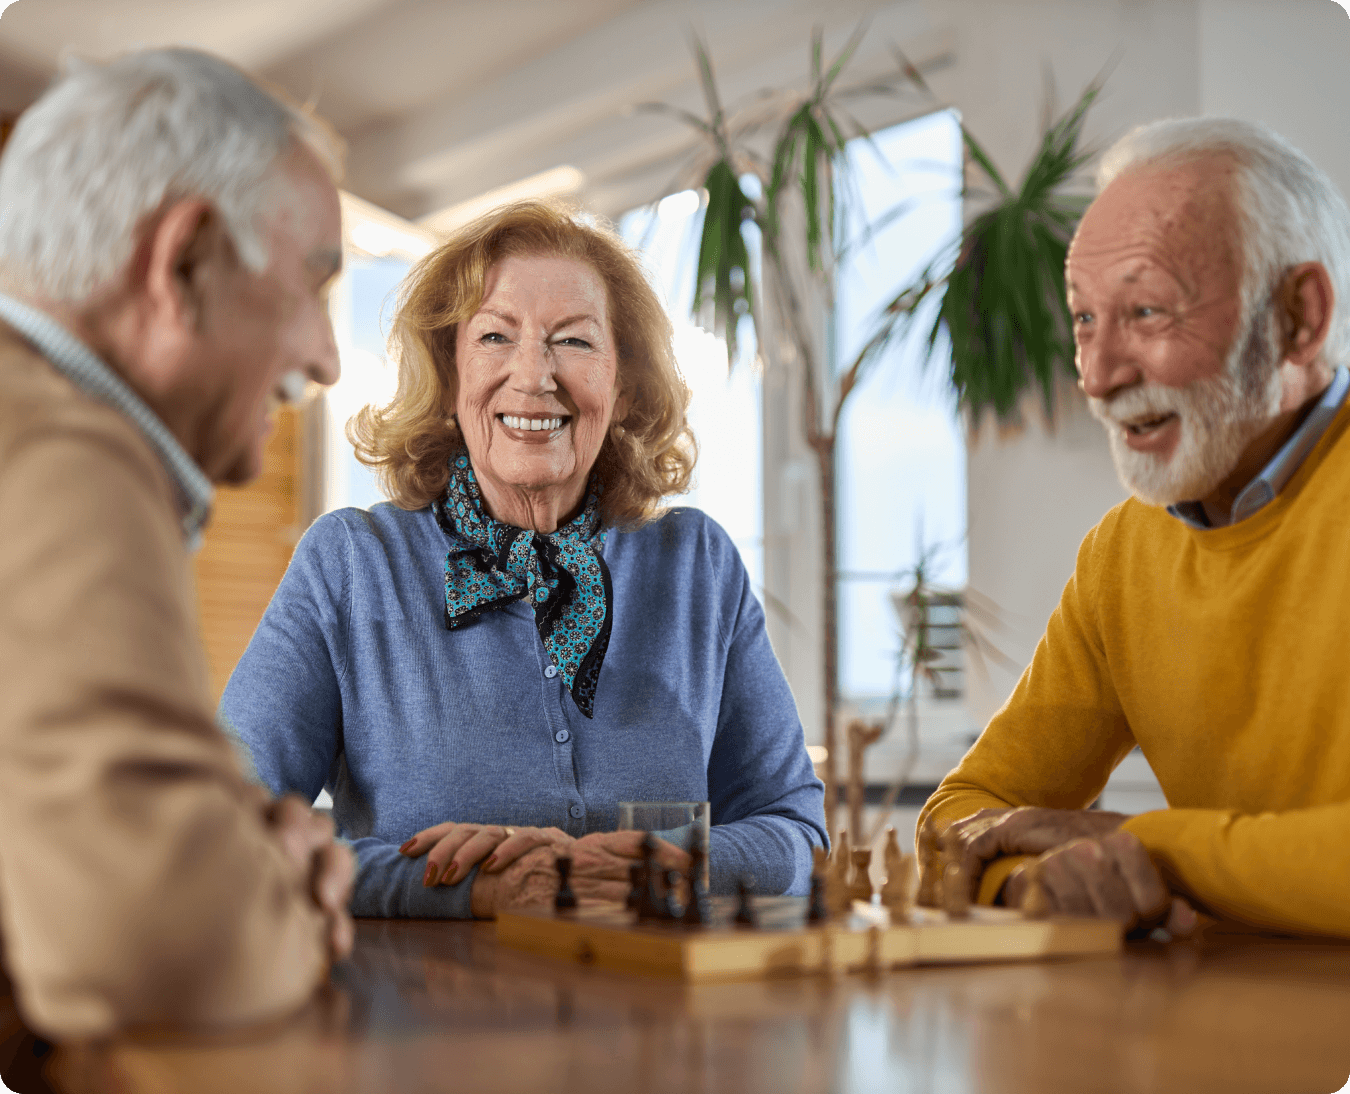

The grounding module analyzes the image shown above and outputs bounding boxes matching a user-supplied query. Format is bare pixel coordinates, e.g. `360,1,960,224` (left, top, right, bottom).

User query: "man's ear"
1278,261,1334,368
141,199,221,334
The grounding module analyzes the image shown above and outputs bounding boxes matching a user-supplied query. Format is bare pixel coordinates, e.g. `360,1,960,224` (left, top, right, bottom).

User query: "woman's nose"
509,339,557,395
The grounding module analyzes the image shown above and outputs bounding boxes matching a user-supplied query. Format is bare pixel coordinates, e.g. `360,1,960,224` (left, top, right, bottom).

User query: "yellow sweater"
921,403,1350,938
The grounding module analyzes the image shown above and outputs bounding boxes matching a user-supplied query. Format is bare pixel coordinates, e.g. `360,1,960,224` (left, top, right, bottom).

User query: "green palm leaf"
692,158,756,362
865,79,1100,424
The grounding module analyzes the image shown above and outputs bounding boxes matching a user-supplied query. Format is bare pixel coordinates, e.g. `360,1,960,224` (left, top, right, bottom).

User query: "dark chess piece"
807,872,829,923
733,876,757,928
635,833,664,922
554,854,577,912
681,833,711,927
663,869,684,920
626,863,643,912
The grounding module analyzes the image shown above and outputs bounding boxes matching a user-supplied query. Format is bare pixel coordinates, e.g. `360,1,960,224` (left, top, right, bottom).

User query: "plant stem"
761,214,844,846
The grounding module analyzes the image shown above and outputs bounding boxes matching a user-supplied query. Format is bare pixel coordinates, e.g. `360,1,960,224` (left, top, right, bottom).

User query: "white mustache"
1087,385,1188,426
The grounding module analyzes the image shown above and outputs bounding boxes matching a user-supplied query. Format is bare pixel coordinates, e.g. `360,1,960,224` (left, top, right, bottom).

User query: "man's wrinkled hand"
264,794,356,960
1004,830,1198,935
940,806,1133,898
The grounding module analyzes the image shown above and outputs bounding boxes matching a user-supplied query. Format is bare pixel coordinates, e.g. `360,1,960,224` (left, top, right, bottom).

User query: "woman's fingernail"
424,863,437,887
441,862,458,886
483,855,498,872
399,839,416,855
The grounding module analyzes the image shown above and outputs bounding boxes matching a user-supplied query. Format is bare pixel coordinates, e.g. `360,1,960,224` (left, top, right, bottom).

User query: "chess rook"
554,854,578,912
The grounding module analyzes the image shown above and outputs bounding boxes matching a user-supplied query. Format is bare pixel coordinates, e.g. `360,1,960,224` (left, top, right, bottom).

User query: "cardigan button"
543,665,558,679
569,804,584,819
554,729,570,744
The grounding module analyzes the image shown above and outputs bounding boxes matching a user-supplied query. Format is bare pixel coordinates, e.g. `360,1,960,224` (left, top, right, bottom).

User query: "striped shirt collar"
1168,366,1350,529
0,292,213,546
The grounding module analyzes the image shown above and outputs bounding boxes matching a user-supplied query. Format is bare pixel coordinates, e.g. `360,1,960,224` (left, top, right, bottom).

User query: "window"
620,191,764,592
324,254,411,514
834,110,966,709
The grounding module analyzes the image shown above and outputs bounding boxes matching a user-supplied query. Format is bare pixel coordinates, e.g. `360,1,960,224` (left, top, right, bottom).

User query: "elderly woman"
222,201,826,918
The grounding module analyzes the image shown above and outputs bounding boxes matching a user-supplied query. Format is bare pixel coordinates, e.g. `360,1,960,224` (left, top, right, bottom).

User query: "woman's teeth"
501,415,564,432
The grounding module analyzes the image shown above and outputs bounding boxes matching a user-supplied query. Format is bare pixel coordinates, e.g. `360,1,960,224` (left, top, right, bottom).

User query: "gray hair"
1097,117,1350,368
0,47,344,302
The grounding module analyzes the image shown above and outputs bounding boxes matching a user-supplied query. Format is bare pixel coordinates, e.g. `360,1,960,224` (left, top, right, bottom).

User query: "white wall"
920,0,1203,730
1199,0,1350,202
921,0,1350,739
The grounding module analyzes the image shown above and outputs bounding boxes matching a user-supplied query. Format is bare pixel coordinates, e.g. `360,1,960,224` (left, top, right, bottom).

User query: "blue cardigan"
221,503,827,918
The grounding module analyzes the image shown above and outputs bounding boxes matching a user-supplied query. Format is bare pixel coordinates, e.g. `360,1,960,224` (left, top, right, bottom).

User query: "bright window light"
835,110,966,704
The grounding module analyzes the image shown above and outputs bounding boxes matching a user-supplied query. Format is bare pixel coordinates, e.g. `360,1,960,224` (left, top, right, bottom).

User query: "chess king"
921,117,1350,939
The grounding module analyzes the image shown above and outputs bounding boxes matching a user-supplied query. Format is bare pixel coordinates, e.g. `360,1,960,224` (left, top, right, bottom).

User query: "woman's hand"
399,822,574,887
469,830,691,918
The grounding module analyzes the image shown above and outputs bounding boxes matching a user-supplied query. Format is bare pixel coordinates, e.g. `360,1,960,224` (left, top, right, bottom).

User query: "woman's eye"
1135,306,1158,319
1073,311,1093,326
480,331,508,344
557,337,592,349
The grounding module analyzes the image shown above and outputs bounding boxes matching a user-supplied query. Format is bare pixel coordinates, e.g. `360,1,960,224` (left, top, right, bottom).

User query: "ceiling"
0,0,954,226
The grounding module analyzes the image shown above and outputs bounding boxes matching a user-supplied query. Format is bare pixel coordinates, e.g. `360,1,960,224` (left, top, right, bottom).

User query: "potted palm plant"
647,32,1099,838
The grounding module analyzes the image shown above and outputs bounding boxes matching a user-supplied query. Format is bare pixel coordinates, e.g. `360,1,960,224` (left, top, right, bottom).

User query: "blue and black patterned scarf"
431,451,613,718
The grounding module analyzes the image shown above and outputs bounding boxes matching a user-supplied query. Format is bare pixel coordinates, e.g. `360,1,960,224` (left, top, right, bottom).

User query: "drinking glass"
617,800,710,884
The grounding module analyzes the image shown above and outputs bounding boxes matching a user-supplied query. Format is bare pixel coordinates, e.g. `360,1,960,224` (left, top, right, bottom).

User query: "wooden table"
39,919,1350,1094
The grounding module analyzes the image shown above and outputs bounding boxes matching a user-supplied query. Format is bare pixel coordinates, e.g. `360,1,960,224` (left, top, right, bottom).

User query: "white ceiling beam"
345,0,920,214
0,0,401,72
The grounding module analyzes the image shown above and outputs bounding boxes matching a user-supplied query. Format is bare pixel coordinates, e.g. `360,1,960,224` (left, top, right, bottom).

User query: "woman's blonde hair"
349,200,696,527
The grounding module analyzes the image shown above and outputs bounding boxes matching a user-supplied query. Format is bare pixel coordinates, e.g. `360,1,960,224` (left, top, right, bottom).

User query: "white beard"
1087,310,1284,507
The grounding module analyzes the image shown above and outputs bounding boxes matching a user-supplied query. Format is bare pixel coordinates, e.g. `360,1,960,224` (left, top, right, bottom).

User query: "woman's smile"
455,252,625,531
497,413,570,436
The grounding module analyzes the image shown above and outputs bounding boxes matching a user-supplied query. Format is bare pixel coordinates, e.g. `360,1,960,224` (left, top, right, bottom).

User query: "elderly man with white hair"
922,117,1350,939
0,47,352,1065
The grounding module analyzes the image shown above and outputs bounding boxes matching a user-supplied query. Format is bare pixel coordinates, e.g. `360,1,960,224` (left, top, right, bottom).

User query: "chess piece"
826,828,853,916
682,832,711,926
1020,865,1051,920
626,863,643,912
916,817,941,907
554,854,578,912
880,828,917,920
941,859,970,919
663,869,684,920
635,833,665,922
848,848,874,904
733,876,757,927
807,847,830,923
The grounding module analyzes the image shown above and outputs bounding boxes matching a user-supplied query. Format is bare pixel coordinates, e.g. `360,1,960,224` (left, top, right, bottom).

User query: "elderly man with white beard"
919,117,1350,939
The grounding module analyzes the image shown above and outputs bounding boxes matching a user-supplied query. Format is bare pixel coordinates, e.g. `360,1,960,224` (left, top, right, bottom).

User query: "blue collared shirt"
1168,366,1350,529
0,292,213,546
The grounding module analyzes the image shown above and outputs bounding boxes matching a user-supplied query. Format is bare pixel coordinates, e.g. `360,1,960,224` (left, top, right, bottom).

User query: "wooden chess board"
495,896,1122,983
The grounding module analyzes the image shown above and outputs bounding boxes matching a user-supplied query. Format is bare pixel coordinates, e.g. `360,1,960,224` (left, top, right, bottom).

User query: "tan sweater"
0,324,326,1038
921,402,1350,938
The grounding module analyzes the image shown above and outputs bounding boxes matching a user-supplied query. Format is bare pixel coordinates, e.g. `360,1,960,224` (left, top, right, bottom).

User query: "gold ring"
503,827,516,838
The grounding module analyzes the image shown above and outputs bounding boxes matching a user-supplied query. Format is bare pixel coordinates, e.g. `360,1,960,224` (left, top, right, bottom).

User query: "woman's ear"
1278,260,1334,368
612,383,634,426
